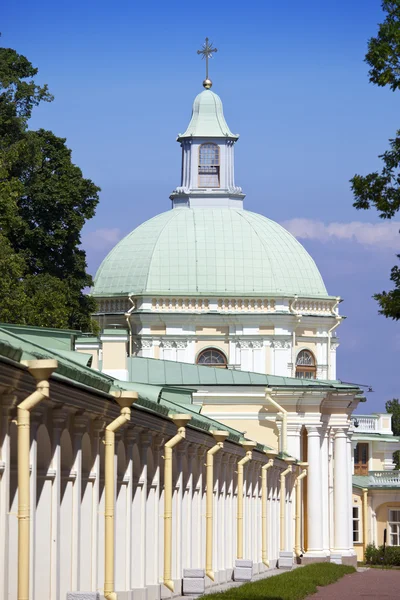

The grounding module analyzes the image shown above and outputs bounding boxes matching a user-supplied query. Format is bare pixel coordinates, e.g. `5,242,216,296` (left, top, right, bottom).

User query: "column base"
278,551,294,569
301,551,329,565
330,551,357,567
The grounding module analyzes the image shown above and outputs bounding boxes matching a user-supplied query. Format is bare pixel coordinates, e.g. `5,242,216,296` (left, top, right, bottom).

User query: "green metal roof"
0,322,78,350
0,327,267,450
178,89,238,140
127,356,360,390
92,208,329,298
0,328,113,394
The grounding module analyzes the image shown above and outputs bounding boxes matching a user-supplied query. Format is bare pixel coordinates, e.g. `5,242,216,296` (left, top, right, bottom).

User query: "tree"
385,398,400,468
350,1,400,320
0,46,100,331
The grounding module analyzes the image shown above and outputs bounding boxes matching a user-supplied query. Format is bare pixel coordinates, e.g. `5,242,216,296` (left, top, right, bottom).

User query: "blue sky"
3,0,399,411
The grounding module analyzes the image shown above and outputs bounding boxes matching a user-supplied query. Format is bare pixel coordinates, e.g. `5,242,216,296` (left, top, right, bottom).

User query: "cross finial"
197,37,218,89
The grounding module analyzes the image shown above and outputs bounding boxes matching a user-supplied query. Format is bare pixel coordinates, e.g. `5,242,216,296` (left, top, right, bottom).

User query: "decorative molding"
141,339,153,349
271,340,291,349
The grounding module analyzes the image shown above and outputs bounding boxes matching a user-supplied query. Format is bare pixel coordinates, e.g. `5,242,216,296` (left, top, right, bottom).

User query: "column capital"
125,428,138,446
92,418,106,434
52,408,69,431
286,422,302,433
306,424,322,436
333,427,349,438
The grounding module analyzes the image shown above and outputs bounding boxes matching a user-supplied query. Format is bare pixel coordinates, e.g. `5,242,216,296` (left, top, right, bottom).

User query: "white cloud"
82,228,122,251
281,219,400,250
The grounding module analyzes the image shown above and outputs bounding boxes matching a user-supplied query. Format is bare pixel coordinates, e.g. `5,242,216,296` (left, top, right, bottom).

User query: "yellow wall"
76,349,99,370
376,501,400,546
201,404,279,449
150,325,166,334
352,490,363,560
297,328,316,337
195,326,229,335
259,325,274,334
371,453,385,470
102,341,127,370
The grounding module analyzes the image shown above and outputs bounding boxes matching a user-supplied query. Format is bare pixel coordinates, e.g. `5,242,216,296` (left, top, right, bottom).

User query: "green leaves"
366,1,400,91
351,2,400,320
0,46,99,332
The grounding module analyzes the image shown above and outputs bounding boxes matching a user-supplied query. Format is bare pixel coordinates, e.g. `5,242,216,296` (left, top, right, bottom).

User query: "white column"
333,429,349,552
320,427,330,553
346,432,355,555
305,426,324,556
50,411,67,600
0,397,14,599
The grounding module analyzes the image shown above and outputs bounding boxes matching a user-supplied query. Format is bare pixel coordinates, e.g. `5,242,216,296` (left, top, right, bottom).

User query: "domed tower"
91,44,341,381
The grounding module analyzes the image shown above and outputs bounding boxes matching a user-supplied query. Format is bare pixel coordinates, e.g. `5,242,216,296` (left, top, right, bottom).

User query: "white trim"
201,412,277,421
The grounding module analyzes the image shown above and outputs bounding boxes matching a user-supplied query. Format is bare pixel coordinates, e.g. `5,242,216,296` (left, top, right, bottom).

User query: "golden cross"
197,37,218,80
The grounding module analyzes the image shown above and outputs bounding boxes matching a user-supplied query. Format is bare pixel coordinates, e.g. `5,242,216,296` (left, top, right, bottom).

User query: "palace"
1,44,399,600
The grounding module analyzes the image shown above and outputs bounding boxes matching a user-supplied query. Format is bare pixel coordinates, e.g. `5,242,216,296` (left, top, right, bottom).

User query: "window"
198,143,220,188
354,443,369,475
353,506,361,542
197,348,227,368
295,350,316,379
388,509,400,546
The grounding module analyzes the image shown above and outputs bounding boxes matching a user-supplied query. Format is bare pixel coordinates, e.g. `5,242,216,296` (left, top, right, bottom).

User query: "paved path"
307,568,400,599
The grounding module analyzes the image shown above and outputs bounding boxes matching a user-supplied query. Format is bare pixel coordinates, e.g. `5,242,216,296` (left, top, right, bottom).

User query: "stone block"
233,566,252,581
183,568,205,578
330,553,342,565
182,577,205,595
67,594,100,600
235,559,253,568
278,551,294,569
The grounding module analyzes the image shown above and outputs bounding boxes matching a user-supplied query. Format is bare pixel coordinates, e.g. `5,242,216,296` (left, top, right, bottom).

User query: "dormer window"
198,143,220,188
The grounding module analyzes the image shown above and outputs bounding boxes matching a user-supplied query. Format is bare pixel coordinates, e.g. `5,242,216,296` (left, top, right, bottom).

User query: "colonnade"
0,371,357,600
0,394,298,600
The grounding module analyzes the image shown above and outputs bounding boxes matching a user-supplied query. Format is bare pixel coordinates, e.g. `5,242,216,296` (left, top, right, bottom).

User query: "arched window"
197,347,227,368
295,349,317,379
198,143,220,188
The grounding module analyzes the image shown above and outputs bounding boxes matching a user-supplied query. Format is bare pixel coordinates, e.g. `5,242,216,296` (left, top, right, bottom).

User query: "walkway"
308,568,400,599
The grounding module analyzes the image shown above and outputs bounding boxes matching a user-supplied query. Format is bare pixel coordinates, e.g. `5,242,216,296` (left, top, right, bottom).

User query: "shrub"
365,543,400,566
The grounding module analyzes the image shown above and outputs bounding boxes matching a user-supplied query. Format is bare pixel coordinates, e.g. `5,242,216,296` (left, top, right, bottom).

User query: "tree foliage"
0,46,100,331
385,398,400,468
350,1,400,320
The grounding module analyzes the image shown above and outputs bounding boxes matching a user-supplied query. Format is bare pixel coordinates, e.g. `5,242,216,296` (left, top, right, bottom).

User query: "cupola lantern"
170,39,244,208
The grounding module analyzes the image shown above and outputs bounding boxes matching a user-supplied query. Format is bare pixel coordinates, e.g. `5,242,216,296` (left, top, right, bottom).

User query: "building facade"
351,413,400,561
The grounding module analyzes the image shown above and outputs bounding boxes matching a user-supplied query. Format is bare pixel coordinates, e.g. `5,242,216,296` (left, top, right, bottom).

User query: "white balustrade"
351,415,379,433
369,471,400,487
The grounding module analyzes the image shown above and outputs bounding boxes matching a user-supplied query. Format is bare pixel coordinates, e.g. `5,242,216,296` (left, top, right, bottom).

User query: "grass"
201,563,356,600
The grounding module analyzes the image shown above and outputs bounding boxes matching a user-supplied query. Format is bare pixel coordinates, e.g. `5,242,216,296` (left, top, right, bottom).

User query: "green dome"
92,208,328,298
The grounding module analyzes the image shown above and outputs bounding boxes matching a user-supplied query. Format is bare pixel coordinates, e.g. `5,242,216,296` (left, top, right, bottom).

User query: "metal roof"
127,356,360,390
177,89,238,139
92,208,329,299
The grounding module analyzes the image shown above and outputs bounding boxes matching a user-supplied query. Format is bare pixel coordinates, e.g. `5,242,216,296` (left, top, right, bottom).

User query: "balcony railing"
351,415,379,432
368,471,400,487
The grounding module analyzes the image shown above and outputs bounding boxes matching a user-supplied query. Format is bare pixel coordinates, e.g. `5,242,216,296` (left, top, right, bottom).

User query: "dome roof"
178,89,238,140
92,208,329,298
